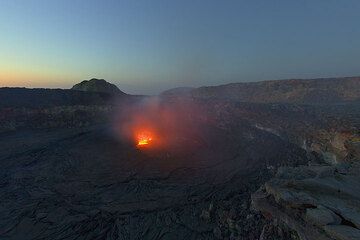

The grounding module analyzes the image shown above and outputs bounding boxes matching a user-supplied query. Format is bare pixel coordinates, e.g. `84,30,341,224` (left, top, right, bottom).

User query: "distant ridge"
160,87,194,98
1,76,359,107
191,76,360,104
0,88,114,108
72,78,125,95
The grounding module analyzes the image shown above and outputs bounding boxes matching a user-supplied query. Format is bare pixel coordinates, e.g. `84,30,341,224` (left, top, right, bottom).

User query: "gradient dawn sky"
1,0,360,94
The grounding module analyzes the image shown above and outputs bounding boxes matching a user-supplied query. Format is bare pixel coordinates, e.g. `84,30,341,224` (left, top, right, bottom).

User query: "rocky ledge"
252,161,360,240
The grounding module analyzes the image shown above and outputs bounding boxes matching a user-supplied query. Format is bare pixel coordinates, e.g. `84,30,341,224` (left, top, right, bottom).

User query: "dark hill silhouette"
0,79,130,108
71,78,125,95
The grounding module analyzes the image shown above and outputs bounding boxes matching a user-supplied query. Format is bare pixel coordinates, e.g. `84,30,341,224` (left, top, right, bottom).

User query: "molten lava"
137,132,153,147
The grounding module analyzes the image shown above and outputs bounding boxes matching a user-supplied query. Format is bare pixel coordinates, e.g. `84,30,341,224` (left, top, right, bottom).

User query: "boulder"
306,206,341,227
323,225,360,240
252,162,360,240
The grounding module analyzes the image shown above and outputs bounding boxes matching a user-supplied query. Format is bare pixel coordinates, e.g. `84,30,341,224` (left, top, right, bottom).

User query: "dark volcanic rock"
192,77,360,104
252,161,360,240
0,87,113,108
0,106,114,132
0,98,311,239
1,77,360,239
72,78,125,95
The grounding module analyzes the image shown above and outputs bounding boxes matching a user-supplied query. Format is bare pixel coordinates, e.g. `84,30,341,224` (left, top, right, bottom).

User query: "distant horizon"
1,74,360,95
1,0,360,94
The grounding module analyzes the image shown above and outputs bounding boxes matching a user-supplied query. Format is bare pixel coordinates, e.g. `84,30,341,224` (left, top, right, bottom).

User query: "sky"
0,0,360,94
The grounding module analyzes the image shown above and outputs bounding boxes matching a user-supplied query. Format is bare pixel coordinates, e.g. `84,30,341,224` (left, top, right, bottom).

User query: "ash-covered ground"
0,104,310,239
0,78,359,240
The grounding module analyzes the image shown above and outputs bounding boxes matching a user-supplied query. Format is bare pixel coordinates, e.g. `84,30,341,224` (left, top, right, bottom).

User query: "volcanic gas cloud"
114,97,206,149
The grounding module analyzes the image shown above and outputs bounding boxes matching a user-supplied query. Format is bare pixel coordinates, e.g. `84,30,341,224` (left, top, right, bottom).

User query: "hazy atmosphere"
1,1,360,240
1,0,360,94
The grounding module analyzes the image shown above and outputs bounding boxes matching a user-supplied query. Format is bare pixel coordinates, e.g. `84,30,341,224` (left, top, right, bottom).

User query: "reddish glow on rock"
113,97,205,150
136,131,154,147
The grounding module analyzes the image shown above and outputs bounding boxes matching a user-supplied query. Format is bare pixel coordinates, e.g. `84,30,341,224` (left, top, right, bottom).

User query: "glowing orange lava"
137,132,153,146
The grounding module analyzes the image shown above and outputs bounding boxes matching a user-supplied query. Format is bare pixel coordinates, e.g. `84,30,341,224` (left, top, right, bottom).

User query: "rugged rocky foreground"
252,157,360,240
0,120,308,240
